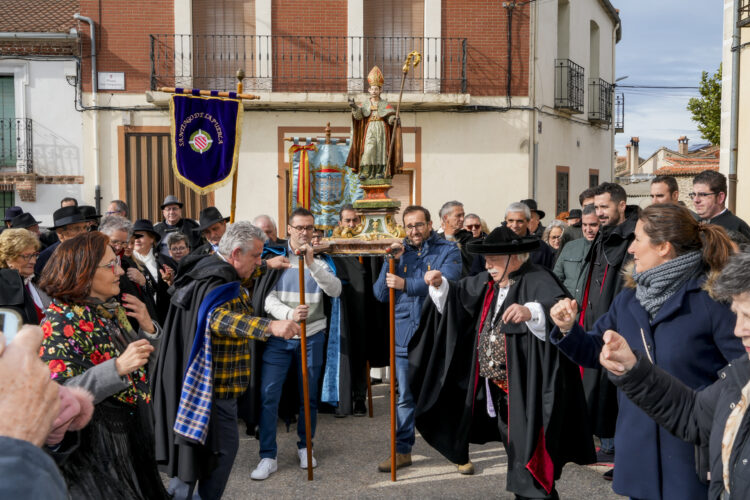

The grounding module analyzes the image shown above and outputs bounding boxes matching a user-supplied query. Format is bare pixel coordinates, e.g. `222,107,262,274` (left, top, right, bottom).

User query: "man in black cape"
412,226,594,499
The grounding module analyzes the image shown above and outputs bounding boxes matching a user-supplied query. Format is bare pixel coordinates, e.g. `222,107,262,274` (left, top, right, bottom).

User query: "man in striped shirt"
251,207,342,481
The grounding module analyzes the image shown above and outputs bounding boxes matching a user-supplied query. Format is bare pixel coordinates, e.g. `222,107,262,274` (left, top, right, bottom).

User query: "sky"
613,0,724,159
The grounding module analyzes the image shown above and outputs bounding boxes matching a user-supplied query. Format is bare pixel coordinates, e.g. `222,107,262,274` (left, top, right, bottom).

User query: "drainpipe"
728,0,740,213
612,20,619,182
74,13,101,213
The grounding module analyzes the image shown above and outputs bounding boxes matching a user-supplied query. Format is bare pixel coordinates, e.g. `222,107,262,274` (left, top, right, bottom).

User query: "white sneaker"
250,457,278,480
297,448,318,469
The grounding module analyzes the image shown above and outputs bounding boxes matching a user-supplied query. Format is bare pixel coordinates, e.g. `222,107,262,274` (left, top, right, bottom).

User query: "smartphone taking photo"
0,308,23,345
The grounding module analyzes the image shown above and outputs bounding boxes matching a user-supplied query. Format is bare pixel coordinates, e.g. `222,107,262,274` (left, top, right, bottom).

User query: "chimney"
678,136,689,155
630,137,640,174
625,144,632,175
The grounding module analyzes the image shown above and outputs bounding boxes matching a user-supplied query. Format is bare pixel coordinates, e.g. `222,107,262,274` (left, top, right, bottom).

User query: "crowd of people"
2,169,750,499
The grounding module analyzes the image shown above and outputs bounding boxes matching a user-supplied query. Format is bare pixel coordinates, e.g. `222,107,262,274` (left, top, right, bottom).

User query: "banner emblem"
189,129,213,154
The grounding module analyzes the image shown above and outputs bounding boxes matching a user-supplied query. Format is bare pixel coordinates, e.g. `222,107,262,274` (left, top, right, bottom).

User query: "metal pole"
297,250,314,481
728,0,740,213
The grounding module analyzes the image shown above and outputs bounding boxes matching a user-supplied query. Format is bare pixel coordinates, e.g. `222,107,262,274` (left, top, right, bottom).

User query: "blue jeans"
395,353,415,454
258,333,325,459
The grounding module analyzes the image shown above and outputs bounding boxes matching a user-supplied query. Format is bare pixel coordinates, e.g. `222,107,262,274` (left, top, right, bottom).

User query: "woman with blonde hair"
0,228,45,323
549,203,745,499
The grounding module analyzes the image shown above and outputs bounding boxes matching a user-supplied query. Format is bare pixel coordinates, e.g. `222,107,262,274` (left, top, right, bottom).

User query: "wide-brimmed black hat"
566,209,582,220
160,195,183,209
466,226,540,255
49,206,86,229
197,206,229,232
4,206,23,222
132,219,161,244
10,212,42,229
78,205,102,221
520,199,546,220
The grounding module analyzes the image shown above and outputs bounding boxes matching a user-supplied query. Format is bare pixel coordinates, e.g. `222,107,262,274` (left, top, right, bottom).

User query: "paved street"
215,384,624,499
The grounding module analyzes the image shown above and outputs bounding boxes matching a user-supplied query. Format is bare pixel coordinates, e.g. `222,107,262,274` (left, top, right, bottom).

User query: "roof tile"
0,0,80,33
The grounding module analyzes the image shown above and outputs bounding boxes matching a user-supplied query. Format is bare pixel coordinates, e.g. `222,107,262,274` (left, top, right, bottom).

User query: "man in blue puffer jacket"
373,205,461,473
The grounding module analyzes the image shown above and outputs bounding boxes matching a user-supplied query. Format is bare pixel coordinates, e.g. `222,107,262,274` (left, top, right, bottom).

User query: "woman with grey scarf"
547,203,745,500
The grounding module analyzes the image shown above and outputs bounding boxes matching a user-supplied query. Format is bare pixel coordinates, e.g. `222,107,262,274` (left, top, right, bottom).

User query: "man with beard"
192,207,230,256
154,222,296,499
373,205,462,473
414,226,593,499
579,182,639,476
553,205,599,303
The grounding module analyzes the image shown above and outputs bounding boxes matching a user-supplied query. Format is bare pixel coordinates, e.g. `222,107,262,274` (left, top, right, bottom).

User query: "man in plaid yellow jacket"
155,222,299,500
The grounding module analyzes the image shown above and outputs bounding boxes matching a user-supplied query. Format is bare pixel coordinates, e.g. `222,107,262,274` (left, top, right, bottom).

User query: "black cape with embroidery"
153,254,238,483
408,262,594,492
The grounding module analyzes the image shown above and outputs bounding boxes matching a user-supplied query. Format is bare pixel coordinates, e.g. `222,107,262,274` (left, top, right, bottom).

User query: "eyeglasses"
465,224,481,230
105,210,120,216
18,252,39,262
290,225,314,232
170,245,188,253
109,240,127,248
688,192,717,200
405,222,426,232
97,256,122,274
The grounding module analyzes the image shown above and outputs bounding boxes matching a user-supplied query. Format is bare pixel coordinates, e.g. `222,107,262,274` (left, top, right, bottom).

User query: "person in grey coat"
599,249,750,500
553,205,599,302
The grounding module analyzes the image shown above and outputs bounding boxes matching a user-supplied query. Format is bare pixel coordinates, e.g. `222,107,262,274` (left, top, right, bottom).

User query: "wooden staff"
296,249,314,480
229,70,245,223
385,51,421,172
388,253,397,481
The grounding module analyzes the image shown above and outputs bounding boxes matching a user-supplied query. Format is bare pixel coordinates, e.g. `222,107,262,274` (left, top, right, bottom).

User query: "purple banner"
170,94,242,194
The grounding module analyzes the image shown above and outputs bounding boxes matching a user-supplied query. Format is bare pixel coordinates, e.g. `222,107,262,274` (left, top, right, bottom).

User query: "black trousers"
487,382,559,500
198,398,240,500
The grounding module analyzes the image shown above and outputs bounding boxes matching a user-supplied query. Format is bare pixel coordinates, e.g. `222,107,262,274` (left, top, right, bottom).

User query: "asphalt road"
213,383,625,499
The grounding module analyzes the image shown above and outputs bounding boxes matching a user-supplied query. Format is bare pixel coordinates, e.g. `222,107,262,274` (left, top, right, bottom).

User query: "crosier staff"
386,51,421,173
385,248,398,481
296,249,314,481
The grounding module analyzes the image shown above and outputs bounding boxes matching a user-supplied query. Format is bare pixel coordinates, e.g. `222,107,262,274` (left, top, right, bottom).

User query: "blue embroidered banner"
288,138,363,233
170,92,242,194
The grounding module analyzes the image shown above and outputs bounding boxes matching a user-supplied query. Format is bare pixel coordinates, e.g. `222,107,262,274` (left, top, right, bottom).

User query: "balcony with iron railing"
150,34,468,94
554,59,584,114
0,118,33,174
739,0,750,27
588,78,613,124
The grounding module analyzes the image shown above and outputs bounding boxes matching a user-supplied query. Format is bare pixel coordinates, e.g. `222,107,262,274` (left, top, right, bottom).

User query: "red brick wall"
271,0,348,92
78,0,174,93
442,0,529,97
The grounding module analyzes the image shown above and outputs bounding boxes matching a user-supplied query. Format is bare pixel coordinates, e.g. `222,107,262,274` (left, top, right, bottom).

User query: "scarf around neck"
632,250,703,319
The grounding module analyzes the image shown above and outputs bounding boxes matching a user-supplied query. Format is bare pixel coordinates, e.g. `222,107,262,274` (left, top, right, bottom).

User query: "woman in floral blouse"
38,232,168,499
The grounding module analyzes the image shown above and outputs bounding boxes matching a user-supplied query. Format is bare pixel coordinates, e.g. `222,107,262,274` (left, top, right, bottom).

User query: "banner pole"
297,249,314,481
388,255,397,482
230,69,244,223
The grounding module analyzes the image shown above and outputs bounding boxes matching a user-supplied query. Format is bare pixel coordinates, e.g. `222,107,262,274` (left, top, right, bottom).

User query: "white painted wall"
0,58,83,225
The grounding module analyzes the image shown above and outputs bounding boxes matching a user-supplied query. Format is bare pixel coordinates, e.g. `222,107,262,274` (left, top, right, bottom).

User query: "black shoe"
603,468,613,481
353,400,367,417
334,406,347,419
595,448,615,464
370,377,382,385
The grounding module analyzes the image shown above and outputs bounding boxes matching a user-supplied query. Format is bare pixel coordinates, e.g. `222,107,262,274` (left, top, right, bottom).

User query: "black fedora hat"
160,195,183,210
49,206,86,229
79,205,102,221
566,209,582,220
10,212,42,229
520,199,546,220
4,206,23,222
466,226,540,255
132,219,161,244
197,207,230,232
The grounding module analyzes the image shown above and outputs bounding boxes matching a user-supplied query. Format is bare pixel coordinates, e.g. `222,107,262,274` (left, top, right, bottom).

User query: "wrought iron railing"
150,34,467,94
614,92,625,133
739,0,750,27
554,59,584,114
588,78,613,124
0,118,32,173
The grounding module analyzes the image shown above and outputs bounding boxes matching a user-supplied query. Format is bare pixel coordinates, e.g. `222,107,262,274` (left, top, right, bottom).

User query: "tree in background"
687,64,721,146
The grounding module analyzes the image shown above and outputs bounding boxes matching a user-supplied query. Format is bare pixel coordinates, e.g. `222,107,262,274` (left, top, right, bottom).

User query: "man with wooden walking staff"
250,207,341,481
